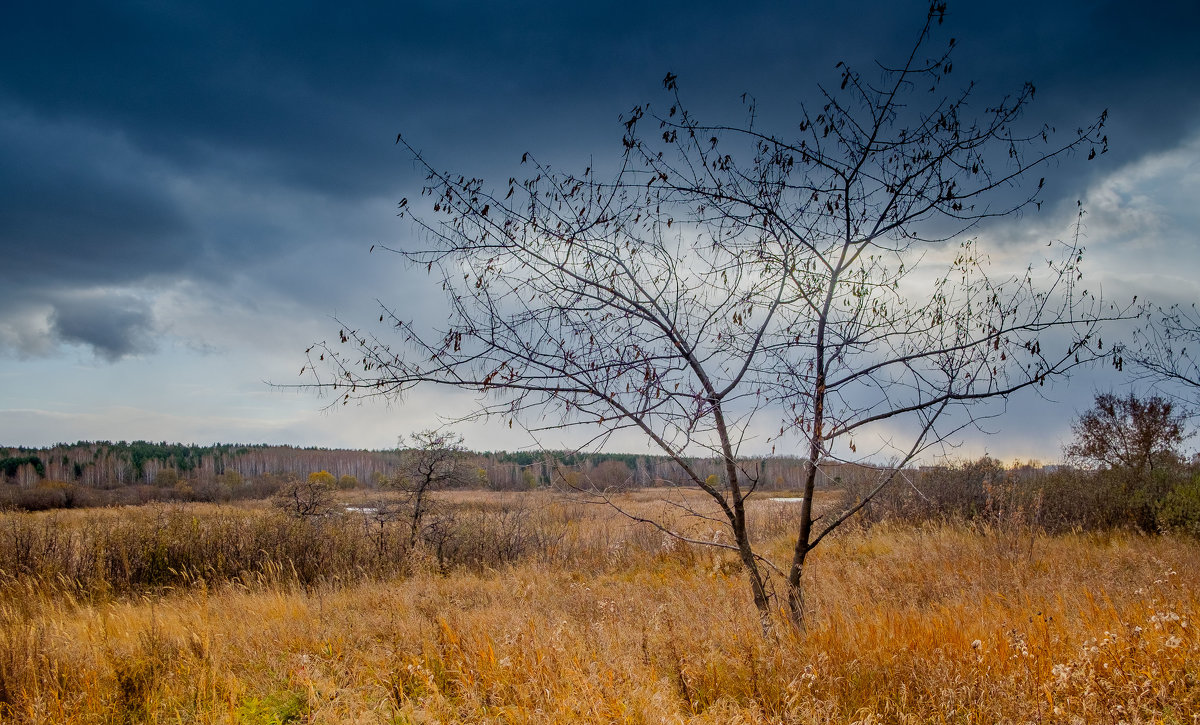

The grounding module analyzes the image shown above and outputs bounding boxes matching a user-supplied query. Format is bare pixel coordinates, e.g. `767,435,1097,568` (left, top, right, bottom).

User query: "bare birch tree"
304,4,1121,627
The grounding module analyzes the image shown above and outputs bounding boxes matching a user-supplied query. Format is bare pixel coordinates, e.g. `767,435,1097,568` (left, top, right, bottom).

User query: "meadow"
0,489,1196,723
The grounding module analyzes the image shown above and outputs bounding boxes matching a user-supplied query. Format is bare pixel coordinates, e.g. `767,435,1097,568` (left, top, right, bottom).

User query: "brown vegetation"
0,490,1196,722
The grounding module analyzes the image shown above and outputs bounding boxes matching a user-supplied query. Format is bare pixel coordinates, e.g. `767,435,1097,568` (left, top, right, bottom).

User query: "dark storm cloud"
0,1,709,197
0,0,1197,365
48,291,156,362
0,107,192,286
4,0,1197,182
4,1,1196,201
950,2,1200,165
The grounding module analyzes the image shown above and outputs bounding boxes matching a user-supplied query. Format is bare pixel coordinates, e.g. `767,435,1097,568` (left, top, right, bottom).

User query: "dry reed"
0,492,1195,723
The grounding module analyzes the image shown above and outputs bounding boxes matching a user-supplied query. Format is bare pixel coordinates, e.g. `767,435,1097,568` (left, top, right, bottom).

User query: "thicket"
843,457,1200,535
0,472,288,512
0,497,565,599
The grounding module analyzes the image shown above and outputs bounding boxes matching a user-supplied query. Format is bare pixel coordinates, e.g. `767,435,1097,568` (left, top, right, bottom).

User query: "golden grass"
0,493,1196,723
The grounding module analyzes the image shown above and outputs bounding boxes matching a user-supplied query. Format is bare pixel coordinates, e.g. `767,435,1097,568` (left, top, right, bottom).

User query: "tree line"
0,438,848,500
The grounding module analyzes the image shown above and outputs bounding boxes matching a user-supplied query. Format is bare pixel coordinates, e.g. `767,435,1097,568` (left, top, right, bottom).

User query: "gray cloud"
0,304,56,359
0,107,192,286
0,290,157,362
3,1,1196,291
48,291,156,362
3,1,1190,204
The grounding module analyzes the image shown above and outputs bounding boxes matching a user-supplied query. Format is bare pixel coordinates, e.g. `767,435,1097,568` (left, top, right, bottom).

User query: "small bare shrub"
272,473,335,518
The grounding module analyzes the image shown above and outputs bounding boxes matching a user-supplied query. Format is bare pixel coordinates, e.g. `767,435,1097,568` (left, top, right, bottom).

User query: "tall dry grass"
0,492,1195,723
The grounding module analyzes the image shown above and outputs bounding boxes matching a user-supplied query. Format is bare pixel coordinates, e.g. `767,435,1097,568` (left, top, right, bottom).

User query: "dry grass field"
0,490,1197,723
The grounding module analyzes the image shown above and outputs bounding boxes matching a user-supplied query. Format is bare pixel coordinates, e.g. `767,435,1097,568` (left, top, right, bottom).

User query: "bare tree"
304,4,1120,627
1066,392,1189,473
273,471,336,518
390,430,475,548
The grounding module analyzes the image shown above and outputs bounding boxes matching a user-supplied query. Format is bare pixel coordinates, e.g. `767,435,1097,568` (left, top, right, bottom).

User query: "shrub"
272,473,335,518
1157,475,1200,536
841,458,1003,524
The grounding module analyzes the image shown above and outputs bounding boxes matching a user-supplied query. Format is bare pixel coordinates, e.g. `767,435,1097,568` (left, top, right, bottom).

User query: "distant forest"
0,440,863,497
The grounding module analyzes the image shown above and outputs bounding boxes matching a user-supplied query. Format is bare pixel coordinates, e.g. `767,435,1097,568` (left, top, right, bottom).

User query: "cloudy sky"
2,1,1198,461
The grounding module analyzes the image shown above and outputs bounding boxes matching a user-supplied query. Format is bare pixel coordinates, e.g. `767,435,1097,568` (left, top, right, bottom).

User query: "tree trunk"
733,520,772,630
787,456,822,628
712,402,773,629
786,541,810,627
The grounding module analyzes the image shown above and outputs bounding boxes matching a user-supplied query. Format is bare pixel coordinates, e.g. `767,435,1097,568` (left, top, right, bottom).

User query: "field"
0,490,1197,723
